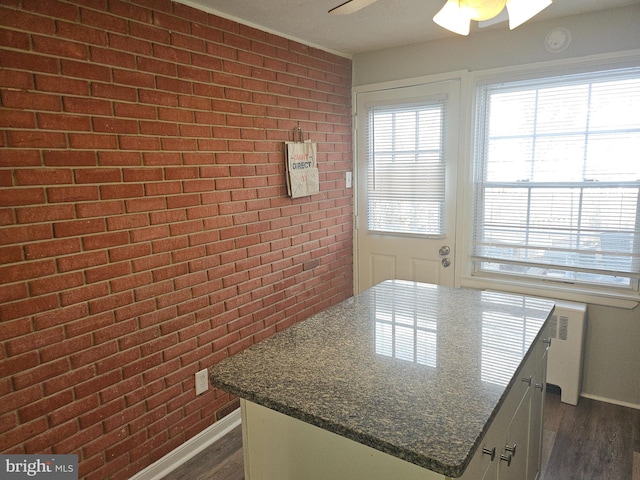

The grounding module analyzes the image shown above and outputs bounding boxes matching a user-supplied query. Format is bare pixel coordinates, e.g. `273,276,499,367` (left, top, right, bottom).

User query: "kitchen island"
210,280,555,480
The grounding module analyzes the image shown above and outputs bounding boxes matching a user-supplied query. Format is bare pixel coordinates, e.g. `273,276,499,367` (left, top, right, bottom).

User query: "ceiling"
176,0,640,56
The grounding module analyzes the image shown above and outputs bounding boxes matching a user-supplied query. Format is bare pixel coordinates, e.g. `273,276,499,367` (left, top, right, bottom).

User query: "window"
367,101,446,236
471,66,640,294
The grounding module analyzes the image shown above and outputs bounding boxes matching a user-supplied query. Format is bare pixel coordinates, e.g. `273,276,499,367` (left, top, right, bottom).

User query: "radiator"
546,300,587,405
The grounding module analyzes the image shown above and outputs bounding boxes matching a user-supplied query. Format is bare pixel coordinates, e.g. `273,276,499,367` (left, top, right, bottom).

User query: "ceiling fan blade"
329,0,380,15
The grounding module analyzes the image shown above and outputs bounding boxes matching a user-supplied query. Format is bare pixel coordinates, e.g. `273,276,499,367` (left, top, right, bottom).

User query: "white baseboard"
581,393,640,411
130,408,242,480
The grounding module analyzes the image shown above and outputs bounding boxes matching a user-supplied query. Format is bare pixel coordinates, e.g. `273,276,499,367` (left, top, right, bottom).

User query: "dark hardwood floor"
162,391,639,480
162,426,244,480
541,391,639,480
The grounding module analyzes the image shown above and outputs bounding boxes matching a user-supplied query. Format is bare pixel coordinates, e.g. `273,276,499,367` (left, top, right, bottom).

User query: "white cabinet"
459,329,550,480
241,400,446,480
241,331,551,480
211,282,556,480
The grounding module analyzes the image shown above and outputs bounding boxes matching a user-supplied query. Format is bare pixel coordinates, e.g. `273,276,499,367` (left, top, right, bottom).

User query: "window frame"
458,54,640,309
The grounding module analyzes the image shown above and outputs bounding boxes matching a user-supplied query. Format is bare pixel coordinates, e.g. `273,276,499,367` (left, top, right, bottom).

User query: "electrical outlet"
195,368,208,395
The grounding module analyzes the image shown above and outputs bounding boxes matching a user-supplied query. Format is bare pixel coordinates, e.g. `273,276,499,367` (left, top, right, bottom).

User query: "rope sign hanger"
284,125,319,198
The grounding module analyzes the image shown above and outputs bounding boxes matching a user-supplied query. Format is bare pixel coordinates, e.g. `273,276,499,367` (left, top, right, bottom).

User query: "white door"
354,79,461,293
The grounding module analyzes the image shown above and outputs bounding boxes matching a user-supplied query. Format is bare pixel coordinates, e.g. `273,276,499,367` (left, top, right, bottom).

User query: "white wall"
353,5,640,86
583,304,640,407
352,5,640,408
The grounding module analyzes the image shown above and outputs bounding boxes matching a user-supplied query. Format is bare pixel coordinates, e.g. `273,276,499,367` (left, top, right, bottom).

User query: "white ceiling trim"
173,0,354,59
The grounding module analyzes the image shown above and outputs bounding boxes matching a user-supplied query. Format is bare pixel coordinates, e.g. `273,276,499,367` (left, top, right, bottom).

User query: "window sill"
460,274,640,309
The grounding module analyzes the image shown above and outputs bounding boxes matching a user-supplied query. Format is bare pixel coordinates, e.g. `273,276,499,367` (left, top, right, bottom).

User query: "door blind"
367,101,446,236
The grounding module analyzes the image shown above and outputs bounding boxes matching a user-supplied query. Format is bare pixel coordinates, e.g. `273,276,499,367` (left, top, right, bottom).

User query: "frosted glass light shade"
433,0,553,35
506,0,553,29
433,0,472,36
465,0,506,21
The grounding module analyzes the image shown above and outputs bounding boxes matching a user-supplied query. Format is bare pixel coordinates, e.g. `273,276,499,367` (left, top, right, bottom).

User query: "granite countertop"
210,280,555,477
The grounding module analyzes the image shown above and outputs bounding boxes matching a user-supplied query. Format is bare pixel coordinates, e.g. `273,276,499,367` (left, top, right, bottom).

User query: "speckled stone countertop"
210,280,555,478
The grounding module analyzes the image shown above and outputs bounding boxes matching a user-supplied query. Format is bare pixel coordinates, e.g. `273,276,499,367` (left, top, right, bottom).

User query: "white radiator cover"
546,300,587,405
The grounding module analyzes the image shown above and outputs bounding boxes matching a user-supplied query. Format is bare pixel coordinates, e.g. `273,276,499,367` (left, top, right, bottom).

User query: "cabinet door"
527,336,550,480
459,420,502,480
481,456,498,480
499,387,532,480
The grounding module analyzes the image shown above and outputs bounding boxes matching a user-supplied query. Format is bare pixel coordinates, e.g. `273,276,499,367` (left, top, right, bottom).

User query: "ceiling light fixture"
433,0,552,35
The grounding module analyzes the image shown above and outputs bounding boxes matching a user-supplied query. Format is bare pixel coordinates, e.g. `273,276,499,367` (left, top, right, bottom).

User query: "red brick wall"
0,1,353,478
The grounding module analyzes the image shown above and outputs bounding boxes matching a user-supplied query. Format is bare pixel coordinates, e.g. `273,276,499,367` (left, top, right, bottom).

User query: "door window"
367,101,446,236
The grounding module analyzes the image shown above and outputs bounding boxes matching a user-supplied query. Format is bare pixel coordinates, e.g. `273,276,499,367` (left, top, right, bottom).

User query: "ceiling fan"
329,0,380,15
329,0,553,36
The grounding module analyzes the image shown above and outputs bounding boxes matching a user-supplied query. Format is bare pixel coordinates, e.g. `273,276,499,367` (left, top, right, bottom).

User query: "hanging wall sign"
284,127,319,198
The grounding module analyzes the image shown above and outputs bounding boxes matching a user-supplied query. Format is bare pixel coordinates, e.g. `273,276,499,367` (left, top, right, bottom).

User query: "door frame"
351,71,470,295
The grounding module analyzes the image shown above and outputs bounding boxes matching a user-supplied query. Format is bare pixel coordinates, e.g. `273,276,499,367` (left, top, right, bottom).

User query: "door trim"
352,71,468,294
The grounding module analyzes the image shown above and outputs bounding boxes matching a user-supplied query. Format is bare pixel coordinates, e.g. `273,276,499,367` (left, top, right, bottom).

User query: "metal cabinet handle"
535,383,544,391
505,443,517,455
543,337,552,346
482,446,496,461
500,453,512,466
521,375,533,386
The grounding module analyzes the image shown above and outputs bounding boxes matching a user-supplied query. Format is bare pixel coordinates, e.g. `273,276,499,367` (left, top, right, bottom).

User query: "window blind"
472,67,640,290
367,101,446,235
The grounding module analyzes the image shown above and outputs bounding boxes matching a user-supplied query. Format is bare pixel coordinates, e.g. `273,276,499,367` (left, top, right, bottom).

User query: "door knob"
439,245,450,256
441,258,451,268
